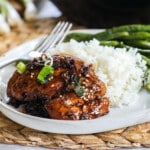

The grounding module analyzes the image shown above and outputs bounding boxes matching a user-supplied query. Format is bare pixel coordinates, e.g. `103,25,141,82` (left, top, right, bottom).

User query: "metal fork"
0,21,72,69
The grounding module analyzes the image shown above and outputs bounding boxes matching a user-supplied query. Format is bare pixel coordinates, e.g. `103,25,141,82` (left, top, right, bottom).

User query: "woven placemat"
0,18,150,150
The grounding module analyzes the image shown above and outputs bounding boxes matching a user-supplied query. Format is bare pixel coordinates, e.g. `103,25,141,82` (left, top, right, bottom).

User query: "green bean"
118,32,150,40
137,49,150,56
64,24,150,60
104,24,150,34
99,41,129,48
92,24,150,40
64,24,150,42
100,41,150,55
64,32,93,42
64,31,129,42
142,55,150,66
94,31,129,41
100,41,120,47
124,40,150,49
144,68,150,91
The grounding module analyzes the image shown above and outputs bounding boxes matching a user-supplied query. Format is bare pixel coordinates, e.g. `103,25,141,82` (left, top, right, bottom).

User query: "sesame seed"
82,82,86,85
51,84,54,87
90,89,93,92
85,88,88,92
30,72,35,78
48,76,54,81
86,74,90,77
85,79,89,82
87,95,91,99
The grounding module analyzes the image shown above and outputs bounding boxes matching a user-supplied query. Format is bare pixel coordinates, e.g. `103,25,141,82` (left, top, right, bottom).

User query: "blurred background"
1,0,150,34
50,0,150,28
0,0,61,34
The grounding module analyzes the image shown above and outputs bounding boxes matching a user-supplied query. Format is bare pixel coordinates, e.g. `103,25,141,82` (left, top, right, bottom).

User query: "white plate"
0,30,150,134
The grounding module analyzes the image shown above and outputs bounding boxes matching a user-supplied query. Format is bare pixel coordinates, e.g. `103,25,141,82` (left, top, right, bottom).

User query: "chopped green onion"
16,61,27,73
74,84,85,97
73,77,85,97
37,65,54,84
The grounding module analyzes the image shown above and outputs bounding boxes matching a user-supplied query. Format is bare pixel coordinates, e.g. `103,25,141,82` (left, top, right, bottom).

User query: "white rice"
49,39,147,107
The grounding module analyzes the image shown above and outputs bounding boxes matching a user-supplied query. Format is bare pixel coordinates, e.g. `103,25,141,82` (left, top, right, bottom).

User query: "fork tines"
36,21,72,53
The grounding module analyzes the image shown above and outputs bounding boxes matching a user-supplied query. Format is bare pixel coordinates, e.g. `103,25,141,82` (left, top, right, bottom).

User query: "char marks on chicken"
7,54,109,120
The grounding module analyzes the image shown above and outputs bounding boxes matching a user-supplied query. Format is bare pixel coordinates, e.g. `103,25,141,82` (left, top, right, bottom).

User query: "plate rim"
0,29,150,134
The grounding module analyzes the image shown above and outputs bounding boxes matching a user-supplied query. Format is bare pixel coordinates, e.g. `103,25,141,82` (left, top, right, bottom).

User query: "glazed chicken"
7,54,109,120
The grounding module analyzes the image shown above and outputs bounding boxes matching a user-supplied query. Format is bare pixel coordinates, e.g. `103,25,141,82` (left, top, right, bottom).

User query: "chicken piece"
7,70,64,101
45,93,109,120
7,54,109,120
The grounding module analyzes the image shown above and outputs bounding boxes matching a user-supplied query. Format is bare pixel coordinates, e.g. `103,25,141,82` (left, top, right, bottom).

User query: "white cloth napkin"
36,0,61,19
